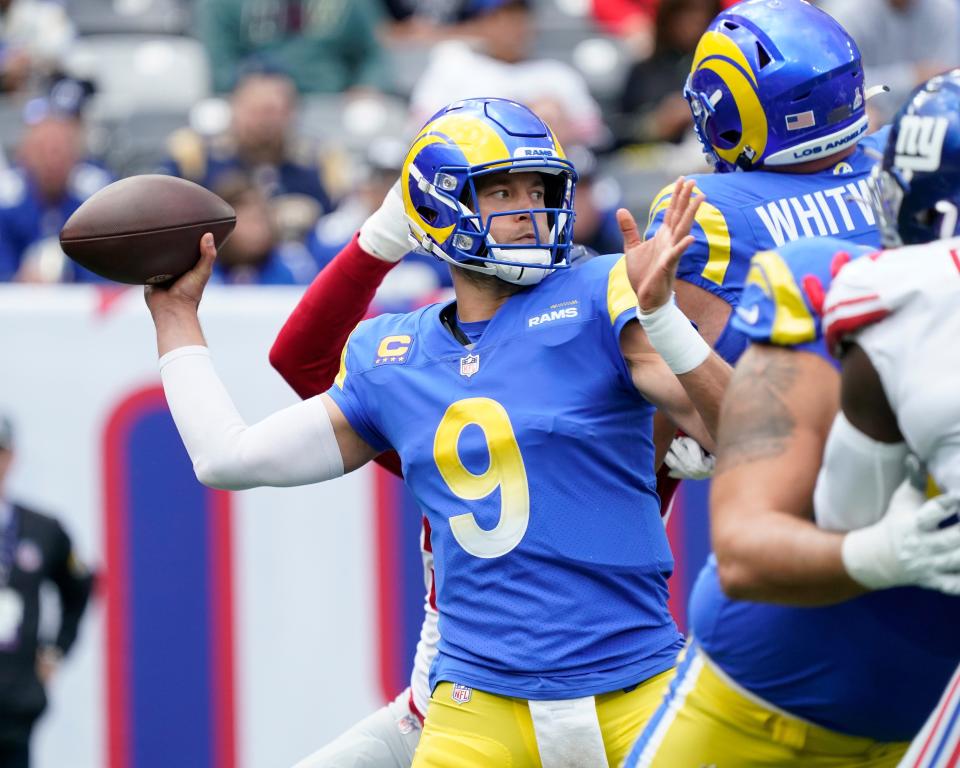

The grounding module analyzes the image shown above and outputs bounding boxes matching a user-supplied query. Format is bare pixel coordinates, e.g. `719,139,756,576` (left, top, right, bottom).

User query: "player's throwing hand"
619,177,703,312
145,232,218,317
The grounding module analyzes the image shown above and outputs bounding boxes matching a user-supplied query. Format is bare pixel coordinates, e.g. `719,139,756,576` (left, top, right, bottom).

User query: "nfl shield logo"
451,683,473,704
459,353,480,378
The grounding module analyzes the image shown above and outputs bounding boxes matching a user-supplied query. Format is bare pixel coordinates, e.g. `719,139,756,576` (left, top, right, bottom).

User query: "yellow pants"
624,643,909,767
411,670,674,768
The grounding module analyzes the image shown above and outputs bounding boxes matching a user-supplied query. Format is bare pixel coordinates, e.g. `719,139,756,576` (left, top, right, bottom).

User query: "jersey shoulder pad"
644,174,738,285
645,172,736,234
566,251,638,323
823,236,960,350
733,236,872,348
336,309,427,384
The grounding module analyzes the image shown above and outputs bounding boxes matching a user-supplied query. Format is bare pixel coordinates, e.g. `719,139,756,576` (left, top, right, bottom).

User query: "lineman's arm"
148,235,378,490
709,345,859,604
710,345,960,603
270,181,408,399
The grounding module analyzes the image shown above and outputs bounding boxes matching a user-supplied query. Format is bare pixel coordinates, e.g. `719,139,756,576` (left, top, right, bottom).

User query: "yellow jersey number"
433,398,530,559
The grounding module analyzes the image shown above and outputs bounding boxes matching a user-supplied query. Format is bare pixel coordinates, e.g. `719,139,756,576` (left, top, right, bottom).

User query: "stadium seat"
0,96,26,161
67,0,191,35
97,108,192,177
63,34,210,120
297,93,412,148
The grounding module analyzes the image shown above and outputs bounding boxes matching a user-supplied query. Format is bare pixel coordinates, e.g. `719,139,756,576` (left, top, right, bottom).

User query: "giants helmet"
402,98,576,286
685,0,867,172
872,69,960,246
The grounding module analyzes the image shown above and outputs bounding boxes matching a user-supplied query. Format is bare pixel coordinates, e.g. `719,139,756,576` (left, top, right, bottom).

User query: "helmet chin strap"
487,237,553,286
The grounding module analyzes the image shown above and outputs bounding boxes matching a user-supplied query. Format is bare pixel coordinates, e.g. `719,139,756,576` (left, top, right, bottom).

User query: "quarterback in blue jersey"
626,74,960,767
143,97,734,767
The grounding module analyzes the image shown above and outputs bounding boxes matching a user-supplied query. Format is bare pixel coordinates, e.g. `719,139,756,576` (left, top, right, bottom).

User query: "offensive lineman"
817,71,960,768
626,72,960,767
641,0,889,506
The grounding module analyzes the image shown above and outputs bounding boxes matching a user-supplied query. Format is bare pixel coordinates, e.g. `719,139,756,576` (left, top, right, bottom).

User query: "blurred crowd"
0,0,958,301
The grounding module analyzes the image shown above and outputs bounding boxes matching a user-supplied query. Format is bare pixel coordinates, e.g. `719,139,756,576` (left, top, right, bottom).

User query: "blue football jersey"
644,128,889,308
328,254,683,699
731,235,876,359
690,237,960,740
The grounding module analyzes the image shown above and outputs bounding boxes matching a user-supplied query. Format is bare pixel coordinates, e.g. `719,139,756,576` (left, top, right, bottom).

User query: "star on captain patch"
460,353,480,378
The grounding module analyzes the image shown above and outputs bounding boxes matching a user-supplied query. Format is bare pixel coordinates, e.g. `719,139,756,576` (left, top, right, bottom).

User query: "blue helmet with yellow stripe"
873,69,960,246
685,0,867,173
402,98,577,286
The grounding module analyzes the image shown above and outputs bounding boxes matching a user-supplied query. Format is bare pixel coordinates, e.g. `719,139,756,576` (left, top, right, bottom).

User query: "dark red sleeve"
269,233,404,477
270,233,393,397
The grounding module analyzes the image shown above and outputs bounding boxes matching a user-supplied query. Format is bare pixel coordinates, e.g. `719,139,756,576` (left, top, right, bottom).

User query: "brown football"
59,175,236,285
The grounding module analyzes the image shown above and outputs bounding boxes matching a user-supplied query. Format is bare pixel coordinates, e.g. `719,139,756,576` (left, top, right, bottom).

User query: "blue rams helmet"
402,98,576,286
872,70,960,246
684,0,868,173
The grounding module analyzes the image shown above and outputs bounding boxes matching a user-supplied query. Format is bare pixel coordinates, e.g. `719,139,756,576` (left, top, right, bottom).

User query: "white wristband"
636,296,711,374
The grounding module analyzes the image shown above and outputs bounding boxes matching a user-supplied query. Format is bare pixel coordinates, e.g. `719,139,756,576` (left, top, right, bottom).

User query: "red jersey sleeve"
269,233,403,477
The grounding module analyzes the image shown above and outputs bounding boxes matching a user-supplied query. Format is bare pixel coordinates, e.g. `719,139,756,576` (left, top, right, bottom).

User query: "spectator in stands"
0,414,94,768
820,0,960,125
210,173,319,285
0,74,113,283
308,136,452,308
409,0,608,147
162,70,334,244
616,0,720,147
198,0,391,95
0,0,74,93
591,0,658,58
567,145,627,257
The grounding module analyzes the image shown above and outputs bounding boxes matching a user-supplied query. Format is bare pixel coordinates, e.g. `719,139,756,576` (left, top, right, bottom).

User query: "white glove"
842,479,960,594
358,180,410,263
665,436,715,480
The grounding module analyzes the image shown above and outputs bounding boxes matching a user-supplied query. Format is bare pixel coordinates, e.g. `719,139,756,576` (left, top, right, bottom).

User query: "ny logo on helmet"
895,115,949,173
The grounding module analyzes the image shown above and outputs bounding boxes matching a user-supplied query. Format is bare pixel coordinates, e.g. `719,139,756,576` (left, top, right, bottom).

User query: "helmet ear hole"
417,205,438,224
756,42,772,69
719,129,742,144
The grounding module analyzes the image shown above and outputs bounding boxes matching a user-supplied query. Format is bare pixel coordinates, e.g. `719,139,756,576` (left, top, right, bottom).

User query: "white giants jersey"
823,236,960,492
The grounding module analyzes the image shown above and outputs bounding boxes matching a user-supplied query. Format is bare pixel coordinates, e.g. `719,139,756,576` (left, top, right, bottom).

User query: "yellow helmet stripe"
701,58,768,166
402,132,456,245
425,113,512,168
689,29,768,165
691,30,757,86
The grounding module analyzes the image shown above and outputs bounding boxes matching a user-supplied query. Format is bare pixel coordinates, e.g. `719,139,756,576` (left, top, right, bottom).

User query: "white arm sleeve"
814,411,908,532
159,346,344,491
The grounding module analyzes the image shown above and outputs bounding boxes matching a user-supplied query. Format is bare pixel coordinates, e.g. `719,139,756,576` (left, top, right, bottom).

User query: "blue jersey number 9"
433,398,530,558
